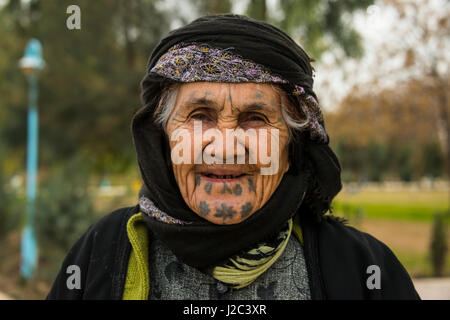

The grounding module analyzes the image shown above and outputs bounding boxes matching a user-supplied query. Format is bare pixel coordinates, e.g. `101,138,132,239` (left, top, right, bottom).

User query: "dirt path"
0,292,12,300
413,278,450,300
1,278,449,300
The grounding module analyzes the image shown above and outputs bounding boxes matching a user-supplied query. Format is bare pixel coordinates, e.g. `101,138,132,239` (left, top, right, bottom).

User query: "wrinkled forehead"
174,82,283,113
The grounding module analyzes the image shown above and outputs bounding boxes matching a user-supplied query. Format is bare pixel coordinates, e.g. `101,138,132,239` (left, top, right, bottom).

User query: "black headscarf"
132,14,342,268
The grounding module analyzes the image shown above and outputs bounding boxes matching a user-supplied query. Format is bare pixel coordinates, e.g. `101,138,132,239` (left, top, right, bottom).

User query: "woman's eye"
189,111,214,122
248,116,265,122
191,113,208,120
241,113,267,123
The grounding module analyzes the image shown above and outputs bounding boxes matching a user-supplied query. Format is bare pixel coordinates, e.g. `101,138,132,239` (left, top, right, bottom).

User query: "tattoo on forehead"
254,91,264,99
233,184,242,196
270,98,279,108
248,177,256,193
204,182,212,195
221,182,232,194
214,203,237,222
199,201,210,216
240,202,253,219
188,91,197,101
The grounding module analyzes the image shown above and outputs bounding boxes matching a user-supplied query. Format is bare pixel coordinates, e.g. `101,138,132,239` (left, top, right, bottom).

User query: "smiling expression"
166,82,292,225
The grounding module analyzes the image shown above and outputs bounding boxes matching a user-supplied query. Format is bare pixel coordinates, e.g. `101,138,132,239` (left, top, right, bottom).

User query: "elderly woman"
47,14,419,300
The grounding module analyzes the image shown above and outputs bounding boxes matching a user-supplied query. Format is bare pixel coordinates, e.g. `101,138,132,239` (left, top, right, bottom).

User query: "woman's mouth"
200,169,248,182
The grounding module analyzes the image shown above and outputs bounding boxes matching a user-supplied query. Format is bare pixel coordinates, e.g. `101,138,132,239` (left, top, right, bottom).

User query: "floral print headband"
150,42,327,143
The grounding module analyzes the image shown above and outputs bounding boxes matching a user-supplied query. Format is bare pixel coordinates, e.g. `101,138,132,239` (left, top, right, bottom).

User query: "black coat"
46,205,420,300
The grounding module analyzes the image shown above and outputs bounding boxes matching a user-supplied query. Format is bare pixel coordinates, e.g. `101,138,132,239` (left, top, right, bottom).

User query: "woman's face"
166,82,291,225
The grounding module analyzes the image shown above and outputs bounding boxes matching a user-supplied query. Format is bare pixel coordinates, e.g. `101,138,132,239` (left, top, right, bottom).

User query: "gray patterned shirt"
148,234,311,300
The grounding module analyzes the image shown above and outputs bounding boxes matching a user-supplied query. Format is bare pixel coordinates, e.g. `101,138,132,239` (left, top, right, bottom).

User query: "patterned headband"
150,42,327,143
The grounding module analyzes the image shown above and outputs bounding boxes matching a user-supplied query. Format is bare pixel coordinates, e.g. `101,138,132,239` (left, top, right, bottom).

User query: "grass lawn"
333,188,449,222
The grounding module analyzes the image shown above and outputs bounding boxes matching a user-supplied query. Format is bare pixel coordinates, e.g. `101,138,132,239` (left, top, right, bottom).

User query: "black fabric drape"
46,206,420,300
132,13,342,268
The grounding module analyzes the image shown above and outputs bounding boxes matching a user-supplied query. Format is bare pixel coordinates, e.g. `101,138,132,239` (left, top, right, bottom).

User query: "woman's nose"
203,125,253,165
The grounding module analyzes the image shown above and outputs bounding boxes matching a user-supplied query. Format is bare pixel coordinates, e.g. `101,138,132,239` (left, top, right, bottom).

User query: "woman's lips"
200,169,248,182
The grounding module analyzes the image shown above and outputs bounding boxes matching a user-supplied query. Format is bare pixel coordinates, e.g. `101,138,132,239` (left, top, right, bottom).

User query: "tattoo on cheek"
240,202,253,219
195,175,201,187
204,182,212,195
248,177,255,193
214,203,237,222
233,184,242,196
199,201,210,216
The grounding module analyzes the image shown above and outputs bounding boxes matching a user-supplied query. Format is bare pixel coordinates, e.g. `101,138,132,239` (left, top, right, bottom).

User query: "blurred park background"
0,0,449,299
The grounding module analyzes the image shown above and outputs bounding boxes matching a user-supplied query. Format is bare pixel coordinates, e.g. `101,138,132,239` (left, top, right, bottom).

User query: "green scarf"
211,219,293,289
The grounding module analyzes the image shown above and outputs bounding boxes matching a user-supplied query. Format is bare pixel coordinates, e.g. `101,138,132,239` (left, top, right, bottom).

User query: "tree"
35,154,97,252
384,0,450,188
270,0,373,59
423,142,444,180
365,140,388,182
193,0,373,60
246,0,267,22
0,0,172,174
430,212,448,277
194,0,232,15
322,0,449,182
325,79,444,181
